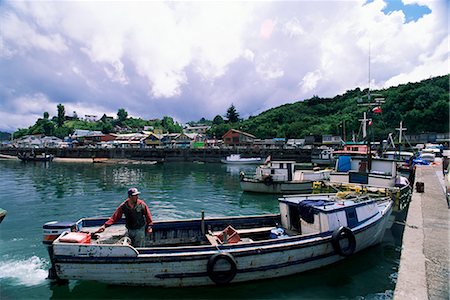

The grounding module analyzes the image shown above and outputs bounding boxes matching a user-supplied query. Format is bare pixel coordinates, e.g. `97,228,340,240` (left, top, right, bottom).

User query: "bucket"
270,228,286,239
416,182,425,193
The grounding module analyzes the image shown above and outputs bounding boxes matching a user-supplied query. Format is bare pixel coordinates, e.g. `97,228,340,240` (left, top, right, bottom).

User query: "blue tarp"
337,155,351,172
298,200,335,223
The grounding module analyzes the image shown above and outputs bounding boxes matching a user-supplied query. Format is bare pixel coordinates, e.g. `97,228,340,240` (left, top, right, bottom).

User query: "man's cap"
128,187,140,196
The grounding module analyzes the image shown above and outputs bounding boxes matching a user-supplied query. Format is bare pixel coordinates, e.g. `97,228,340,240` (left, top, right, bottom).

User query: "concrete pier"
394,164,449,300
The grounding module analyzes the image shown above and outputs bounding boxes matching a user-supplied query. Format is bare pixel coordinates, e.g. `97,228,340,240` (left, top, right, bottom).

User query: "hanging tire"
263,176,273,186
331,226,356,257
207,253,237,285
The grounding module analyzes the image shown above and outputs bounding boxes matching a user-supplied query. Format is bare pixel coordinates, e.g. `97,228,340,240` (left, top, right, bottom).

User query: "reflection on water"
0,160,401,299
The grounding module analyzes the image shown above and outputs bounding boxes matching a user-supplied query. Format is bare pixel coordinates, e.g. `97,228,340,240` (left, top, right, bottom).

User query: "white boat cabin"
255,161,329,182
278,194,380,235
330,156,402,188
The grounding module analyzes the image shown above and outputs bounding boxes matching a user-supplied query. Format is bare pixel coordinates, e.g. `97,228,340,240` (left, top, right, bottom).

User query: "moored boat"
220,154,263,164
18,152,54,162
325,155,412,212
42,194,392,287
240,160,330,194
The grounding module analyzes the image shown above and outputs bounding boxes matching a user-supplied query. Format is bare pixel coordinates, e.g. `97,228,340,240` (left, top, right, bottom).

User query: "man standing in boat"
96,187,153,247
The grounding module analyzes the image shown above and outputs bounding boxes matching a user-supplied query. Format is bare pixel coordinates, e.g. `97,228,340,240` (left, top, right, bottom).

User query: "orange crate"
216,226,240,244
59,232,91,244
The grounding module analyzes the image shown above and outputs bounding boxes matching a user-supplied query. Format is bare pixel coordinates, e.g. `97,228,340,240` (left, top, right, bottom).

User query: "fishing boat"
220,154,263,164
42,194,392,287
18,152,54,162
240,160,330,194
325,155,411,212
311,147,335,166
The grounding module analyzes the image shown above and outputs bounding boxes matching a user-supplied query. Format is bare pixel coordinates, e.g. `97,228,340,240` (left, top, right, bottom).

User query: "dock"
394,163,449,300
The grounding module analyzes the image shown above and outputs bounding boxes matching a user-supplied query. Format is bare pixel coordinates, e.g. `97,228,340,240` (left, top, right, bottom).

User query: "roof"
222,129,256,139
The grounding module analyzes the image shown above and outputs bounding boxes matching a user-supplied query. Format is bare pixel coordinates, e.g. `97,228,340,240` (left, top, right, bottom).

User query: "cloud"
0,0,448,132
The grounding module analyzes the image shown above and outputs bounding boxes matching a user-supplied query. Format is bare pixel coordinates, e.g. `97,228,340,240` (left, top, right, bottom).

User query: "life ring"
207,253,237,285
263,176,273,186
331,226,356,257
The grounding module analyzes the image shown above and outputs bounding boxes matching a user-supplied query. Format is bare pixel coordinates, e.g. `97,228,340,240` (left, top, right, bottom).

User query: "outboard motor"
42,221,76,280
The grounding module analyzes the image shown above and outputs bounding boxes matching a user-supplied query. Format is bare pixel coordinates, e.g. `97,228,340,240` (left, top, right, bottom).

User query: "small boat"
18,152,54,162
419,149,436,163
327,155,412,212
0,208,7,223
311,148,335,166
42,194,392,287
220,154,263,164
240,160,330,194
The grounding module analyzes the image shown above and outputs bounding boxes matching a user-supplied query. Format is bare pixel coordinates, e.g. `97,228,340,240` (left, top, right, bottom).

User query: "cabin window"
280,163,284,169
271,169,275,175
345,208,358,228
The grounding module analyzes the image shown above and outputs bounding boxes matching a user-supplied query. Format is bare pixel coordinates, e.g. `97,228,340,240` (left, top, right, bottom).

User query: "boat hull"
51,203,391,287
240,179,313,194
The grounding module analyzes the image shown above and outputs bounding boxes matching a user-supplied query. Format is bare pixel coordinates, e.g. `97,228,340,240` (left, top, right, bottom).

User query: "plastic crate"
59,232,91,244
216,225,240,244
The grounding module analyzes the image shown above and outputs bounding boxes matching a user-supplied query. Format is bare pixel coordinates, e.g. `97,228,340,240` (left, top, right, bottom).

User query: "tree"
213,115,224,125
57,104,65,127
43,112,49,119
226,104,240,123
117,108,128,123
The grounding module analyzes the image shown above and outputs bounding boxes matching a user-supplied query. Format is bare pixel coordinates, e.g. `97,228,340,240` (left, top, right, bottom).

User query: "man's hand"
146,226,153,234
96,225,106,233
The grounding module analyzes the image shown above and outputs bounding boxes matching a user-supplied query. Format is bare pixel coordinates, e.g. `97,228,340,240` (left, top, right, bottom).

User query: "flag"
264,155,271,164
372,106,382,114
368,120,373,126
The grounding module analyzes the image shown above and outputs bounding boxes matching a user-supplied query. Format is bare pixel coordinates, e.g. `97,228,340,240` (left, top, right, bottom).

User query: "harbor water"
0,160,401,299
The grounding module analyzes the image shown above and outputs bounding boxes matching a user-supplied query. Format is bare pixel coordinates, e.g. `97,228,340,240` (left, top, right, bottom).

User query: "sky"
0,0,448,133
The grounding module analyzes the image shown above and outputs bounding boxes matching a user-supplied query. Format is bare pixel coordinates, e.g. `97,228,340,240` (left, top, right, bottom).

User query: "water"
0,160,401,299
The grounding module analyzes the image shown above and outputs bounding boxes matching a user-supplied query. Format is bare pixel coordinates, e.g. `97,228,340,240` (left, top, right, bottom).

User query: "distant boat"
240,159,330,194
0,208,7,223
220,154,263,164
18,152,54,162
419,149,436,163
42,193,393,287
311,148,335,166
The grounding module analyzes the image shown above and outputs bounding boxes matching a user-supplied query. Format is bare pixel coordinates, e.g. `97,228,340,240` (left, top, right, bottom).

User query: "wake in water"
0,256,48,286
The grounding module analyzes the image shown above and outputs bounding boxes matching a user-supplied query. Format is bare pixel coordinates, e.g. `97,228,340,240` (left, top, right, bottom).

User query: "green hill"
237,74,449,140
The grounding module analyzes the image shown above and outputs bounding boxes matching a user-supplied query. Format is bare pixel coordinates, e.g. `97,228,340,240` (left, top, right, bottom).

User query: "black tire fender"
331,226,356,257
263,176,273,186
207,253,237,285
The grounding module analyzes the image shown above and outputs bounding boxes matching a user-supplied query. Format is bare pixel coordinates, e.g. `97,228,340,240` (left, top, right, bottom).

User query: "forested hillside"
236,74,449,140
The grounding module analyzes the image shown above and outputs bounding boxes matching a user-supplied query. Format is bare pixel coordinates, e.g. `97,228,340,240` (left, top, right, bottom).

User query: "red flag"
368,120,373,126
372,106,382,114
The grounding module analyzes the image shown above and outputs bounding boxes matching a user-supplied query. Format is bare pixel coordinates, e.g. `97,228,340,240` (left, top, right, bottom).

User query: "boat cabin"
278,194,379,235
254,160,329,182
332,143,375,157
330,156,401,188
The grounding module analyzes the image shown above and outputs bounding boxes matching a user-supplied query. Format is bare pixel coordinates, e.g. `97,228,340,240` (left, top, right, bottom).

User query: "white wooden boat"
240,160,330,194
42,194,392,287
220,154,263,164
